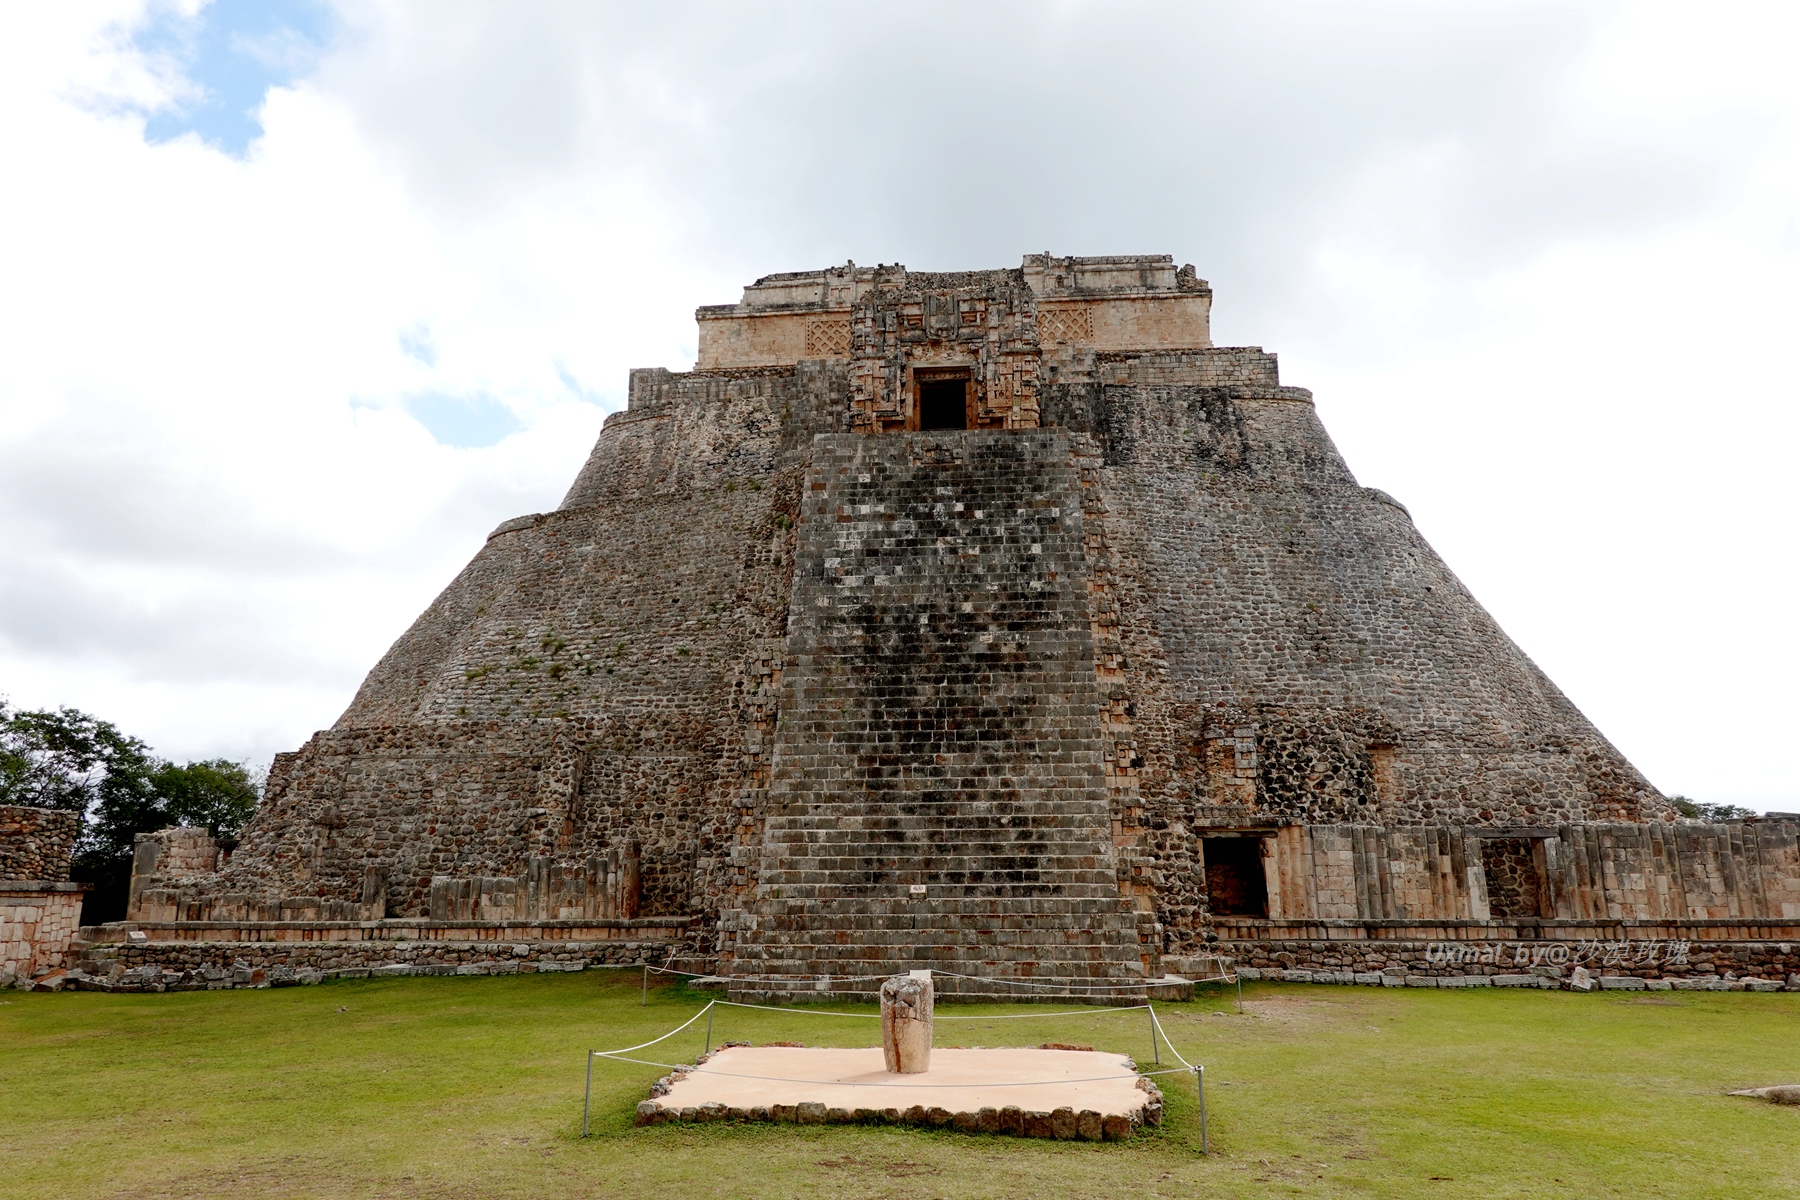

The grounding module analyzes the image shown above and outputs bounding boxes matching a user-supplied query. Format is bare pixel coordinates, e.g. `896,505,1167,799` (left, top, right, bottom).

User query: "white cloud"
0,1,1793,809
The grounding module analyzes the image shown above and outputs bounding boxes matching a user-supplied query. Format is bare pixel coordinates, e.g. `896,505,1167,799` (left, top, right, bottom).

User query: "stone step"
731,956,1147,977
738,431,1145,980
759,837,1114,854
760,819,1113,836
754,889,1125,905
751,896,1139,912
752,874,1116,892
747,917,1144,937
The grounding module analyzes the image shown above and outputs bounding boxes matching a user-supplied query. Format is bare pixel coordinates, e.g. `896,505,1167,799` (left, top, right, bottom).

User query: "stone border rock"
633,1046,1164,1140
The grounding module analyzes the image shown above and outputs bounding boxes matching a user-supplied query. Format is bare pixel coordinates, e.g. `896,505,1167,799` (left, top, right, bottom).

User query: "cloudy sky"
1,1,1794,810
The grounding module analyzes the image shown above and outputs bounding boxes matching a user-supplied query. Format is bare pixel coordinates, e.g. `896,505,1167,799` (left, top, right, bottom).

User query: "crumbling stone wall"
2,883,85,985
1,807,84,984
0,806,78,881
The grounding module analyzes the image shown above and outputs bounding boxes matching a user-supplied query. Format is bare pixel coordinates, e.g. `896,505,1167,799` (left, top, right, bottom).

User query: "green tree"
1,699,262,921
149,759,260,842
0,701,154,815
1668,794,1755,821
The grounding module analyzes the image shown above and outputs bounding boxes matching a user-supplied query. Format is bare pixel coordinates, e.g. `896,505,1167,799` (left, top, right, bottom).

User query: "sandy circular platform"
639,1045,1162,1137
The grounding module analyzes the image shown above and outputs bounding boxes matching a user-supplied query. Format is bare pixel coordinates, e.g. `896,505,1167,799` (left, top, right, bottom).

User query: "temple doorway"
1201,836,1269,917
915,370,970,430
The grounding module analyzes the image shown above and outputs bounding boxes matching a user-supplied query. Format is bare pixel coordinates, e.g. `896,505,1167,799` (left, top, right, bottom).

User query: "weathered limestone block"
881,970,933,1074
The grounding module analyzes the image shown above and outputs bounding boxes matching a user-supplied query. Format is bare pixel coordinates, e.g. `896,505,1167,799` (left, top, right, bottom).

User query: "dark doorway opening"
1201,836,1269,917
917,376,968,430
1480,837,1546,918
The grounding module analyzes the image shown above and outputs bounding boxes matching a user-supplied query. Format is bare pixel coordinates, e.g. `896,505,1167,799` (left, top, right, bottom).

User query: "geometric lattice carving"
1036,305,1092,344
803,318,851,358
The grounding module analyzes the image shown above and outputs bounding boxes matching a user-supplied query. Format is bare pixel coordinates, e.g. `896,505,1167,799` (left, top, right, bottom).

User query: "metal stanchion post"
1149,1005,1160,1065
704,1005,714,1055
642,964,648,1006
1236,973,1243,1013
582,1050,594,1138
1197,1064,1208,1154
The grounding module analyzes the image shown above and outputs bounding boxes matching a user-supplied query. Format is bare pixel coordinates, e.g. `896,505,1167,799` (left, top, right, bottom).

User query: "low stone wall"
1221,935,1800,992
0,806,79,882
1,882,86,985
53,932,693,992
99,913,690,945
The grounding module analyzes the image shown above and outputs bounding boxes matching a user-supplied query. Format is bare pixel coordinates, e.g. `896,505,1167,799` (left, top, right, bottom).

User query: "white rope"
717,1000,879,1018
933,971,1162,992
1147,1005,1195,1072
595,1050,1197,1086
590,999,718,1057
715,998,1153,1022
937,1005,1149,1021
588,999,1198,1099
649,966,896,984
648,965,1173,992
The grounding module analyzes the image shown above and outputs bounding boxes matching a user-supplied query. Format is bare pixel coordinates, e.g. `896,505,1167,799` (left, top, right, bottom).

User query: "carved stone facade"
111,254,1800,994
845,271,1043,433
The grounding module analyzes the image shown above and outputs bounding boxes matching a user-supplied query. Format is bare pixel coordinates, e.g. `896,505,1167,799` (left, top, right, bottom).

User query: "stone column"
880,969,934,1074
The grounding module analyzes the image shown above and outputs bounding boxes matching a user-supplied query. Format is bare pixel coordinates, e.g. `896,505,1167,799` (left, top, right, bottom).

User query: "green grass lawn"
2,971,1796,1199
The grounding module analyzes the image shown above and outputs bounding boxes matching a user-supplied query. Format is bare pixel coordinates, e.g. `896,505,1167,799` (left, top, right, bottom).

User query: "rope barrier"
936,1005,1150,1021
643,964,1222,992
715,1000,878,1018
715,998,1158,1022
1147,1006,1194,1072
933,971,1168,992
1146,1004,1207,1154
648,966,898,984
586,986,1216,1141
602,999,720,1055
594,1049,1201,1087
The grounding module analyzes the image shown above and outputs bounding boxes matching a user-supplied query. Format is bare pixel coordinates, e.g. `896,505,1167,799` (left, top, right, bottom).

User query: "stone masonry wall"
1256,820,1800,922
730,430,1149,987
1481,837,1546,918
1223,938,1800,990
2,885,85,984
56,935,689,993
170,365,845,931
1045,379,1667,839
0,805,79,881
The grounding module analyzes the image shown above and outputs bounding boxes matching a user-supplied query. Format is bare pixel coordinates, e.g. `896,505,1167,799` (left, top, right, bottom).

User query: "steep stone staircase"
728,431,1151,1000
